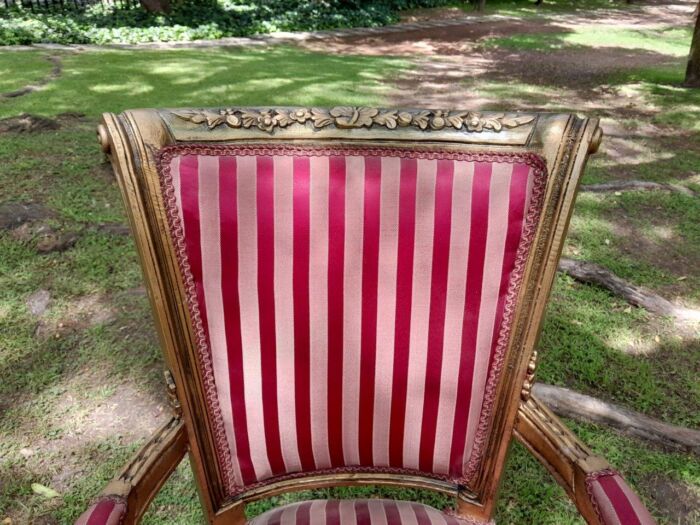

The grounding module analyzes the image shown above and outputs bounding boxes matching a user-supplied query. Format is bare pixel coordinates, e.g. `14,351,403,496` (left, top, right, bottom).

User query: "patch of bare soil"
640,475,700,524
303,19,567,57
0,112,87,134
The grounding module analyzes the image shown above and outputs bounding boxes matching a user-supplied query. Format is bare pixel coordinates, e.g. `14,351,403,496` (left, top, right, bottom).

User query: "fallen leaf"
654,335,661,343
19,448,34,458
31,483,60,499
677,276,687,281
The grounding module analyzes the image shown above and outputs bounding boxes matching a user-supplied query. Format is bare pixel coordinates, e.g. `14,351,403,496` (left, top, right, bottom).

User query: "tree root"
581,180,696,197
534,383,700,455
1,54,62,99
558,258,700,322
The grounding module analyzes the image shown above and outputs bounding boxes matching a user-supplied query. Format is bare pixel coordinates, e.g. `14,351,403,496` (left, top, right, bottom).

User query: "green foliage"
0,0,459,45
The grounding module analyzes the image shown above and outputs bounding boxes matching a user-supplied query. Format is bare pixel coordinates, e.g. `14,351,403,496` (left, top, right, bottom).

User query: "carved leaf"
374,110,398,129
174,110,223,129
501,114,536,128
331,106,378,128
311,108,334,128
446,111,468,130
240,110,261,129
412,110,431,130
273,109,295,127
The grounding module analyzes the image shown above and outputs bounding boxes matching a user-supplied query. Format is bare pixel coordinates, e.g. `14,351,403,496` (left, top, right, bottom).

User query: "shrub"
0,0,457,45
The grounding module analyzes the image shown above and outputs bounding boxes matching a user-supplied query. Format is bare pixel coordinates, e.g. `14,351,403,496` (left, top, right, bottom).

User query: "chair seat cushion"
74,496,126,525
247,499,493,525
586,470,656,525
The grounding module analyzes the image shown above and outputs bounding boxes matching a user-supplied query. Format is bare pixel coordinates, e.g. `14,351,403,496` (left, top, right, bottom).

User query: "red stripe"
383,500,402,525
325,500,342,525
179,156,209,357
219,156,256,484
599,476,643,525
86,500,115,525
488,164,529,371
388,157,418,468
292,156,316,471
296,501,313,525
355,500,372,525
327,156,346,467
265,507,286,525
358,156,382,465
448,162,492,476
256,155,286,476
418,159,455,472
410,502,433,525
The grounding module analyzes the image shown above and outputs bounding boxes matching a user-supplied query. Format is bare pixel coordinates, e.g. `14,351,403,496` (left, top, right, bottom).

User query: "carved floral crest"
173,107,535,133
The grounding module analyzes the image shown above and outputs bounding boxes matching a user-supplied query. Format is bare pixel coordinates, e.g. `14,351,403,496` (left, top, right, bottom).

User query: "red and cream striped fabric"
158,145,546,495
586,471,656,525
247,499,493,525
74,497,126,525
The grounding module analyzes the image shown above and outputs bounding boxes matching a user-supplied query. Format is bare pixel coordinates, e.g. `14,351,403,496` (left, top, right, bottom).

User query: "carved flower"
241,109,276,132
465,112,485,132
397,111,413,127
430,110,448,130
289,108,312,124
220,109,241,128
330,106,379,128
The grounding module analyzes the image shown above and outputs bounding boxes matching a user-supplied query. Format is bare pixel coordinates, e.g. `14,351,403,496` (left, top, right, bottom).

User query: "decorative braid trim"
585,468,622,524
157,143,548,497
462,155,547,483
159,148,239,493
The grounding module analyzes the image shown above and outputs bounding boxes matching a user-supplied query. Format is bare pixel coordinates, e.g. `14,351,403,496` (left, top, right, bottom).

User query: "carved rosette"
173,107,535,134
521,350,538,402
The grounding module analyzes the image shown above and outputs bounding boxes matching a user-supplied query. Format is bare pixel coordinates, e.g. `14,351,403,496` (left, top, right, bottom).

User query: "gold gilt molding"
173,107,536,133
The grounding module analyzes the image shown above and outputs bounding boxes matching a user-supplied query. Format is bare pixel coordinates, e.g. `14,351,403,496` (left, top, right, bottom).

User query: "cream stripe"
372,156,401,467
342,155,365,466
273,155,302,473
236,155,272,480
198,155,243,486
309,156,332,468
592,481,623,525
424,506,448,525
402,158,438,470
432,160,474,474
339,499,357,525
396,501,420,525
464,163,514,462
308,500,327,525
280,501,300,525
367,499,389,525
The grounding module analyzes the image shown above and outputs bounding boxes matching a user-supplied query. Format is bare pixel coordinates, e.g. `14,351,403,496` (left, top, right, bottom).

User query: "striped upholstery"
248,499,493,525
159,145,546,495
74,497,126,525
586,471,656,525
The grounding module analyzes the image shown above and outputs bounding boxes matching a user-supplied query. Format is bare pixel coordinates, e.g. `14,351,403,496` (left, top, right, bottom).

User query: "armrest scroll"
76,416,188,524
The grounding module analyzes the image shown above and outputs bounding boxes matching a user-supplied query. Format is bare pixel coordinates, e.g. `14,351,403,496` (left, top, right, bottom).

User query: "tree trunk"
139,0,170,13
477,0,486,12
685,1,700,87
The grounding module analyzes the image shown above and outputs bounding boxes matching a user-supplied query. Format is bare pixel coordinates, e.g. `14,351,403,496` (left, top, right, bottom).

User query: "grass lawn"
1,10,699,524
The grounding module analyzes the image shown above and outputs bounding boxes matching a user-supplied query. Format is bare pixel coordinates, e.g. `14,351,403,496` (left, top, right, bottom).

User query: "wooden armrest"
81,416,188,524
514,395,610,523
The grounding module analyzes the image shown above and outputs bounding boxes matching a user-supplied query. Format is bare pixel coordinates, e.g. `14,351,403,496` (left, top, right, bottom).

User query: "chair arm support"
76,416,188,525
514,395,656,524
514,395,608,522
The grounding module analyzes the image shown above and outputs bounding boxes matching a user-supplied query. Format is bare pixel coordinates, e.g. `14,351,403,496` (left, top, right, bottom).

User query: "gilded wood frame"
97,107,601,524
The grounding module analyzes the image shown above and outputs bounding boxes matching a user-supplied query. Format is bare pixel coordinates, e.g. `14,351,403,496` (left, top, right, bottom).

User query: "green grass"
484,26,692,56
0,47,406,119
453,0,626,17
1,24,700,525
0,51,51,94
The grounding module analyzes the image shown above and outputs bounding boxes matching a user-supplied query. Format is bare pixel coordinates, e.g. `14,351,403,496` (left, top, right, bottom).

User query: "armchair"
76,106,655,524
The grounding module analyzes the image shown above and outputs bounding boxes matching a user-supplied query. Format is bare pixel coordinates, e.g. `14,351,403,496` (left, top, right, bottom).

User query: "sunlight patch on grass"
485,26,692,57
